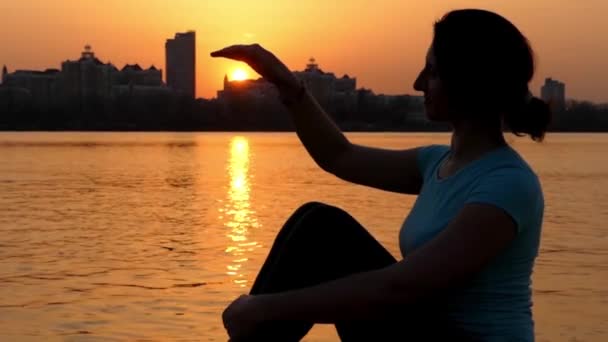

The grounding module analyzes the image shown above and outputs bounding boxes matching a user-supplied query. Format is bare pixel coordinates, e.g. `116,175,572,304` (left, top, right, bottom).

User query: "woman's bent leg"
247,202,396,341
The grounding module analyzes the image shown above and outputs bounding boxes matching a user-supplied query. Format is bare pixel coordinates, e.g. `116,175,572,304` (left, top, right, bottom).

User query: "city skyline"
0,33,606,133
0,43,574,107
1,1,607,102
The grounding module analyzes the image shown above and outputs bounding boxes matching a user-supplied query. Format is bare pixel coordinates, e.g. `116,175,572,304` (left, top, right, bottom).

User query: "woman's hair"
433,9,551,141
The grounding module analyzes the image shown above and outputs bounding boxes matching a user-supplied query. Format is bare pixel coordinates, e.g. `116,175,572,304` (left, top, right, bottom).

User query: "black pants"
248,202,452,341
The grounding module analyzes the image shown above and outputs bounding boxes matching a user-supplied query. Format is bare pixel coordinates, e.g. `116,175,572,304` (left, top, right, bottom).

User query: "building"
165,31,196,98
1,45,169,113
541,78,566,112
1,67,61,109
293,58,358,118
379,94,426,123
115,64,163,86
111,64,170,101
293,58,357,104
61,46,169,108
61,45,116,106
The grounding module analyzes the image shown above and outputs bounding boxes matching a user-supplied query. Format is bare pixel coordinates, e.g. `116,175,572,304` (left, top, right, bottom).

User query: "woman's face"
414,45,450,121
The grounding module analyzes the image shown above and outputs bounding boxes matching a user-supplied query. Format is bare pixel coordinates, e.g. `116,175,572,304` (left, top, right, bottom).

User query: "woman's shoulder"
475,148,543,206
482,146,538,178
467,151,544,232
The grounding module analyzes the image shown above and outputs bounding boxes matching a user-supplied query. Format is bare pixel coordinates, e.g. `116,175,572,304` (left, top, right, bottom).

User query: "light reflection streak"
221,137,260,287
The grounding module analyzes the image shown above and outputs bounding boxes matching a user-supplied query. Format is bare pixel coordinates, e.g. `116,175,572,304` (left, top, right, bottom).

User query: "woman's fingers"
210,44,256,61
210,46,243,61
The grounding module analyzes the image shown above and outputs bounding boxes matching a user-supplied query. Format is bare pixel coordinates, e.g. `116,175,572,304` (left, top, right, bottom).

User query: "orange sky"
1,0,607,102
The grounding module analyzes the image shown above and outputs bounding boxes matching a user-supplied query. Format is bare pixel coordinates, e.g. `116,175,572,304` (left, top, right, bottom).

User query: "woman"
212,9,549,341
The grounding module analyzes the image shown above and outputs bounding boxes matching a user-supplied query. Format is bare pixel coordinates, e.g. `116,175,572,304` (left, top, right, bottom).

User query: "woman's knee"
276,202,329,240
288,201,342,223
291,202,358,234
292,201,326,216
291,201,349,221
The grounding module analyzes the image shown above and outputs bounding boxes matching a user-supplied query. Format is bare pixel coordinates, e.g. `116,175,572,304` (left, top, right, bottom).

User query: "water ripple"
0,132,606,341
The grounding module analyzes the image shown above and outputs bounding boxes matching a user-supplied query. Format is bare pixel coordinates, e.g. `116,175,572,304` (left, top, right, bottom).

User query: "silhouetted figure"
212,9,551,341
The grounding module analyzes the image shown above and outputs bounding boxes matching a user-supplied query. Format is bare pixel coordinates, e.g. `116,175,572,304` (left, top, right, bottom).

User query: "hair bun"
505,97,552,141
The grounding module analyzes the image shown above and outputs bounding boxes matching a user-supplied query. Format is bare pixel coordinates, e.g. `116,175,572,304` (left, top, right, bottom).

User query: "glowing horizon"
1,0,607,102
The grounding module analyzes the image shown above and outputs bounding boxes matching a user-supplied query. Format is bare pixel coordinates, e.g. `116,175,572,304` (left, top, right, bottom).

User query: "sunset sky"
1,0,607,102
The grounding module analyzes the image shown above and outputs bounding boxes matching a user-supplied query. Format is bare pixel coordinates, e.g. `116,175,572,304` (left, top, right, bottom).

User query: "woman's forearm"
255,265,407,323
254,202,520,324
285,88,352,172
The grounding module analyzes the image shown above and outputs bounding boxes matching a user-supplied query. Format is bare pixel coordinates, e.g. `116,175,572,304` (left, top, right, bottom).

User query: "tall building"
541,78,566,112
1,65,7,84
165,31,196,98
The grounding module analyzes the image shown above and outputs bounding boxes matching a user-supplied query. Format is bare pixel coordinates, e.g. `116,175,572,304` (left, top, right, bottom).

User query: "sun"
231,68,248,81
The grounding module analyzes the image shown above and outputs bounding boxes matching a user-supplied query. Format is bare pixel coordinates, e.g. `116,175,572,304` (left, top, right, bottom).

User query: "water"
0,132,606,341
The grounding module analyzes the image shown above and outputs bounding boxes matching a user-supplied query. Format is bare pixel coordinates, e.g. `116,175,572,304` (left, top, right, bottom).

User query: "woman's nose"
413,72,425,92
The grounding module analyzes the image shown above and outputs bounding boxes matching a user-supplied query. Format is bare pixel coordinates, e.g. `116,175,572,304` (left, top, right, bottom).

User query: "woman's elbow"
312,145,351,175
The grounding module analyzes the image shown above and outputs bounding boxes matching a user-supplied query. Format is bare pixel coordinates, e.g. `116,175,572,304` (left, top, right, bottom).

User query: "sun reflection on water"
221,136,260,287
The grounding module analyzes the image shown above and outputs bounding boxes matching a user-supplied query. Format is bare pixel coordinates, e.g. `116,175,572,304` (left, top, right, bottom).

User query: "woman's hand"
211,44,301,96
222,294,267,341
